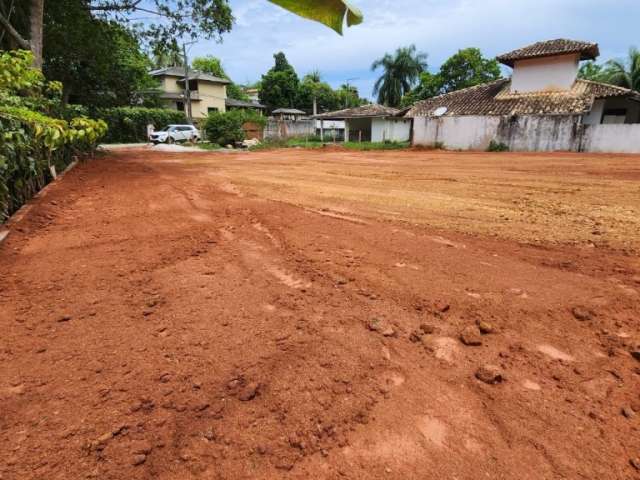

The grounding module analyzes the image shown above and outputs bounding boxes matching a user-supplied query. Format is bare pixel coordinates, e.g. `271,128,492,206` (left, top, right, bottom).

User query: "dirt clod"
475,365,505,384
572,306,594,321
460,326,483,346
132,454,147,466
477,320,495,334
238,382,260,401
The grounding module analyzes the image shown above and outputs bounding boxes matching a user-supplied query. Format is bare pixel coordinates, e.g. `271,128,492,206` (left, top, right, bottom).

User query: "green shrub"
203,110,246,146
95,107,186,143
487,140,509,152
0,50,107,222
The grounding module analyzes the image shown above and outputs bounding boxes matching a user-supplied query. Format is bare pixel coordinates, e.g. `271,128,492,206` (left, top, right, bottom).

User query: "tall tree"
371,45,427,107
43,0,154,107
438,48,501,93
604,47,640,91
578,61,607,82
297,71,341,114
259,52,300,111
401,47,501,105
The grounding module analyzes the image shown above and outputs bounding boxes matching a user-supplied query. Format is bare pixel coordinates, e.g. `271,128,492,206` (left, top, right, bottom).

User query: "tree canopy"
43,0,155,107
578,47,640,91
401,47,501,106
259,52,300,111
371,45,427,107
1,0,363,68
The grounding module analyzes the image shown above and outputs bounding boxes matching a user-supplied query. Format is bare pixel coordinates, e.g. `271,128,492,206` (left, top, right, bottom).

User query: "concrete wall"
412,116,501,150
192,82,227,118
511,54,579,93
412,114,640,153
264,119,314,139
581,124,640,153
371,118,412,142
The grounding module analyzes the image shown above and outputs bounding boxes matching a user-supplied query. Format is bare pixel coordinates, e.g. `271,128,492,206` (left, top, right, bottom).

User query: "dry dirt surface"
1,147,640,480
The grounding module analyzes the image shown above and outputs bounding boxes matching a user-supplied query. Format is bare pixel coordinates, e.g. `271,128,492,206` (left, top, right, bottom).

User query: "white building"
315,104,412,143
407,39,640,153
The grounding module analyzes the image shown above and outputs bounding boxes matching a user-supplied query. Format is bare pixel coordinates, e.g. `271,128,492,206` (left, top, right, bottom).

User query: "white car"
149,124,200,144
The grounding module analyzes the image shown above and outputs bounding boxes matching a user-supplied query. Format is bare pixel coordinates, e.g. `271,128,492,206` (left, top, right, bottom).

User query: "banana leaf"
267,0,363,34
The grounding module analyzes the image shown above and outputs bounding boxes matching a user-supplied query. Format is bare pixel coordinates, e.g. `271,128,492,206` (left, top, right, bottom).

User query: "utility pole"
344,78,358,108
182,42,196,124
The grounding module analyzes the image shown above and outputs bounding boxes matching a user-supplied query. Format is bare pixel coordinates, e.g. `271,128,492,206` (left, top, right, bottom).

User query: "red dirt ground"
1,148,639,480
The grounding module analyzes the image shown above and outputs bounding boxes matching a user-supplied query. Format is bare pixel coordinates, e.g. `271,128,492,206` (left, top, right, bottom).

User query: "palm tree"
371,45,428,107
604,47,640,91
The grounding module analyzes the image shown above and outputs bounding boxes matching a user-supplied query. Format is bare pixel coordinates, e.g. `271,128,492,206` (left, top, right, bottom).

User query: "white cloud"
188,0,640,99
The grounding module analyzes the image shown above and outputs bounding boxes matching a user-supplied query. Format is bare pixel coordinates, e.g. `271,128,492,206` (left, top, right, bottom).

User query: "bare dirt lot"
1,148,639,480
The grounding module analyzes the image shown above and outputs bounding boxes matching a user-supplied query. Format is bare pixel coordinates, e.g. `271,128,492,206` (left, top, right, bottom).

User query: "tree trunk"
29,0,44,68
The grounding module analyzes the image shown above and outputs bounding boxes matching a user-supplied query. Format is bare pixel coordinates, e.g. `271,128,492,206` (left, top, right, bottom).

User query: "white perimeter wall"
412,115,640,153
371,118,412,142
412,116,500,150
511,54,579,93
581,124,640,153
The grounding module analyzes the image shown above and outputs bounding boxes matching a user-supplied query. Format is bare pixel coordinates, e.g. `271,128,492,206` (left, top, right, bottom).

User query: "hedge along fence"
0,50,107,223
95,107,186,143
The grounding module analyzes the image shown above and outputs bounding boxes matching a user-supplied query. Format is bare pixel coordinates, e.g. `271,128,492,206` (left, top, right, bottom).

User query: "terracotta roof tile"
314,104,401,119
497,39,599,66
405,79,639,118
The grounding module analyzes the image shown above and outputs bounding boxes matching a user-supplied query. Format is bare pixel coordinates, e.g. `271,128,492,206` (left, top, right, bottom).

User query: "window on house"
207,107,219,114
176,101,184,112
188,80,198,91
601,108,627,124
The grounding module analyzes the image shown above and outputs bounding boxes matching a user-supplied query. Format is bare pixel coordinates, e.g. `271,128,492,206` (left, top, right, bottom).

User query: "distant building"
244,88,260,102
225,98,266,114
315,104,411,142
406,39,640,152
272,108,307,121
150,66,229,119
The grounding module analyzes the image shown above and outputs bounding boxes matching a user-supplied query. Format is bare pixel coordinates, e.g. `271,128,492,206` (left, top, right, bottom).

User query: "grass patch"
249,138,410,151
195,142,223,151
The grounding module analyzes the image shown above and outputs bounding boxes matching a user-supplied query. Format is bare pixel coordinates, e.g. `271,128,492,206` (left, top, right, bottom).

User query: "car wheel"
167,136,175,144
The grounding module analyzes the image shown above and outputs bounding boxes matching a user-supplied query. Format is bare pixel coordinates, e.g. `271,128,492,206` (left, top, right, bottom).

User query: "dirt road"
1,148,639,479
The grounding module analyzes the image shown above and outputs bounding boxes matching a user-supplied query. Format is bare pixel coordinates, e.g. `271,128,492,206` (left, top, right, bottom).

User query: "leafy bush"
487,140,509,152
203,110,246,146
0,50,107,222
95,107,186,143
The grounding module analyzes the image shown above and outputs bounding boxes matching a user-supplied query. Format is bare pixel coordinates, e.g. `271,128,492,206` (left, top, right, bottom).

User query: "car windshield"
156,126,170,132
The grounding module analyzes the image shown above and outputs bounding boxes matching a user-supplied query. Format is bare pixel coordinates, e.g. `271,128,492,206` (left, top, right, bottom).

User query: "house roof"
314,104,401,120
225,98,266,109
496,39,600,66
272,108,306,115
150,66,230,84
405,79,640,118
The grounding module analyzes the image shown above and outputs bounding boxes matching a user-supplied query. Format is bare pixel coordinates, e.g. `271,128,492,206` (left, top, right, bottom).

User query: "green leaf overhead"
267,0,363,34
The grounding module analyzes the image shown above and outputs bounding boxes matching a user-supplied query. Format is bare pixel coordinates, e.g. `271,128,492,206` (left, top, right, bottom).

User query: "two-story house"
150,66,229,119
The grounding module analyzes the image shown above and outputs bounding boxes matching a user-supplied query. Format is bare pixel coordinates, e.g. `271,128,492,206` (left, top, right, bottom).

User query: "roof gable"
314,104,401,119
150,66,230,84
497,39,599,67
405,79,639,118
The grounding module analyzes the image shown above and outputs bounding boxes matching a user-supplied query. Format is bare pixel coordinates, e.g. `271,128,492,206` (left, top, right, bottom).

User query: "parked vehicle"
149,125,200,144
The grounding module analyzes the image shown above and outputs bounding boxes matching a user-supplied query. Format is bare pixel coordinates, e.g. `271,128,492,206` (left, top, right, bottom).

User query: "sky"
172,0,640,100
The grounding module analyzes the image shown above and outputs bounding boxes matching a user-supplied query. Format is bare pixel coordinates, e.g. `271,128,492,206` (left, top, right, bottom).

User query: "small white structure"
407,39,640,153
315,104,411,143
